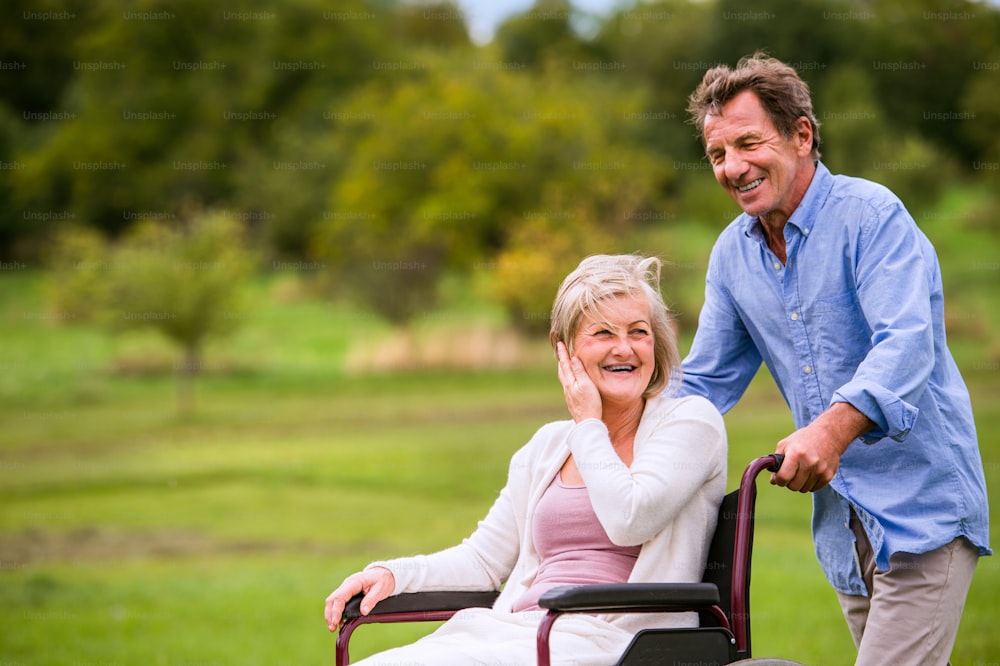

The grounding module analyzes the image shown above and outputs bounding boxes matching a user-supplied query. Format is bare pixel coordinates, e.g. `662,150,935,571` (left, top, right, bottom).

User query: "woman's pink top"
511,474,641,612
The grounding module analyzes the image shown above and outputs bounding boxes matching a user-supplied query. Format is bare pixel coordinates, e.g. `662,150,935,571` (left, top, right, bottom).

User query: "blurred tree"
591,0,717,163
706,0,861,76
0,0,96,258
314,51,671,327
494,0,596,67
6,0,394,256
959,47,1000,174
49,211,256,413
3,0,999,306
0,0,98,114
490,204,619,335
815,64,889,174
233,2,479,261
816,64,959,212
860,0,998,165
393,1,470,47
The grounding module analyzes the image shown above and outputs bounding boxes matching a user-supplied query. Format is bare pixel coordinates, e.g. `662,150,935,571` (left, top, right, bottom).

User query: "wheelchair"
335,454,804,665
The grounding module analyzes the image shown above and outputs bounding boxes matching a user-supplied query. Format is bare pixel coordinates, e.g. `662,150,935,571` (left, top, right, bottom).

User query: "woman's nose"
611,335,632,355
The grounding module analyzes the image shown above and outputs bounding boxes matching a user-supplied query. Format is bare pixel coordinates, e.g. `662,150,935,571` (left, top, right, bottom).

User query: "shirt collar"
740,161,832,240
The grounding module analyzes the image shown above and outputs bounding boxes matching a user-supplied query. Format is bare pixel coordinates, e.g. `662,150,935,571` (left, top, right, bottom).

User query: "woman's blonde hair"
549,254,680,398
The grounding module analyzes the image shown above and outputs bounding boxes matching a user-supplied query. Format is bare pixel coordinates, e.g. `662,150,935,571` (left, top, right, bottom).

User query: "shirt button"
773,262,781,271
803,365,813,374
803,228,810,235
790,312,799,321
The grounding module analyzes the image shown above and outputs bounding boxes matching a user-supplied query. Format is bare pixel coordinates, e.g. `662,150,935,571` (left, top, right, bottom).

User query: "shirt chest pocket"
805,290,871,368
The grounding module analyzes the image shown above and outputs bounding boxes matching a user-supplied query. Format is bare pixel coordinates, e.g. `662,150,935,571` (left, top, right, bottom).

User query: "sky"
452,0,623,44
446,0,1000,44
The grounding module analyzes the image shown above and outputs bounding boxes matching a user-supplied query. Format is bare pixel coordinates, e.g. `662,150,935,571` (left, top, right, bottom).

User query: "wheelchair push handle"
738,452,786,501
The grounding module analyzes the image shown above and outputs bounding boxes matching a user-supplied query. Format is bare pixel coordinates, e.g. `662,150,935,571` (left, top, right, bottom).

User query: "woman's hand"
324,566,395,632
556,341,602,422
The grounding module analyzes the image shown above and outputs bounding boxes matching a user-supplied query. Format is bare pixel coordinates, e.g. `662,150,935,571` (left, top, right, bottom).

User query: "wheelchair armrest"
342,590,500,621
538,582,720,613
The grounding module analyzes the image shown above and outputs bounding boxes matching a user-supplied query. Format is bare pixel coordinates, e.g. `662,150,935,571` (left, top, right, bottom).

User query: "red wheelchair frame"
335,454,784,665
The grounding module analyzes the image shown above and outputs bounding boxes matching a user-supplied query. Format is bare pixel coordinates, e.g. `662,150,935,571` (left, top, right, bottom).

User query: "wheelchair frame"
335,453,783,665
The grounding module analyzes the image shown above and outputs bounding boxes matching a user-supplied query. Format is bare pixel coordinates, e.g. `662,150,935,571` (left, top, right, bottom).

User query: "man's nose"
722,150,748,183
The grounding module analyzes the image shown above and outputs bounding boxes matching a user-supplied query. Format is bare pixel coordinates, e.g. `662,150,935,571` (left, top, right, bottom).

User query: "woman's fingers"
360,569,394,614
324,568,395,632
324,578,360,630
555,342,601,422
555,342,573,385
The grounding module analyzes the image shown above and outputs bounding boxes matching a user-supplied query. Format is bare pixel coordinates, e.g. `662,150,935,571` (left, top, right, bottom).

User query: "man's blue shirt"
678,162,991,594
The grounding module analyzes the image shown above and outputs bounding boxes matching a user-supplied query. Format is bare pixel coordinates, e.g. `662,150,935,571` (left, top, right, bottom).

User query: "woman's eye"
630,328,649,337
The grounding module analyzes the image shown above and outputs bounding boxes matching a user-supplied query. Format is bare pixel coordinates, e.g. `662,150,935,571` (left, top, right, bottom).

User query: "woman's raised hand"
555,341,602,422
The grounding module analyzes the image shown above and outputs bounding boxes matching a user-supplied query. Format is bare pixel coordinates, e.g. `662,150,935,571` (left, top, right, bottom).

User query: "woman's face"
571,292,655,408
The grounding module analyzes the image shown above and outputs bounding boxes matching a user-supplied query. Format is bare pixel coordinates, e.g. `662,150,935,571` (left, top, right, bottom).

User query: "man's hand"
324,566,395,632
772,402,875,493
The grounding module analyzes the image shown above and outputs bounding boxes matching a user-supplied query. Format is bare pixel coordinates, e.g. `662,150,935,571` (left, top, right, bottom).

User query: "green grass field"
1,270,997,665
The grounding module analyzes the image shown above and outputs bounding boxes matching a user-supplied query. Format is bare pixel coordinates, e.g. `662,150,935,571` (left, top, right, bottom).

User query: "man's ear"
795,116,813,156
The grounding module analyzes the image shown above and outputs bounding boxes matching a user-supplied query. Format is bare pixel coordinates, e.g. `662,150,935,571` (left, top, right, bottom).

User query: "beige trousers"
836,509,980,666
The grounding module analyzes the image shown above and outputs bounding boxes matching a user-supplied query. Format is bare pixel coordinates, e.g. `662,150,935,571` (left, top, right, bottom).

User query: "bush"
49,211,256,412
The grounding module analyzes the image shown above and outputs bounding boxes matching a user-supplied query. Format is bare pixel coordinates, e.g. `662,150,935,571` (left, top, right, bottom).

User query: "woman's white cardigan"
368,393,727,644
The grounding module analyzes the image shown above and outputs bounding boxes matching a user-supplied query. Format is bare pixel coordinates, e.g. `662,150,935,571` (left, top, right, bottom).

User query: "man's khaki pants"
836,509,980,666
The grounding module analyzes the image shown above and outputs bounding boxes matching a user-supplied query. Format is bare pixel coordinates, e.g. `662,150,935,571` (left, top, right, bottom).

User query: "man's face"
703,90,815,225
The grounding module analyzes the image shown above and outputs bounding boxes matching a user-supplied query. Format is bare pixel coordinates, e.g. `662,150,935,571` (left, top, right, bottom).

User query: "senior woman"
324,254,727,665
